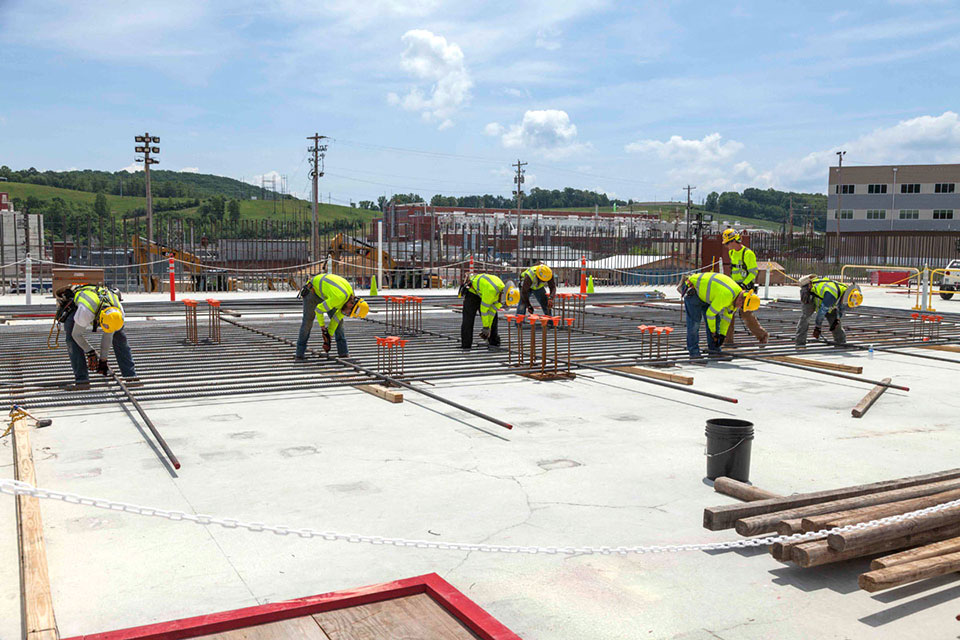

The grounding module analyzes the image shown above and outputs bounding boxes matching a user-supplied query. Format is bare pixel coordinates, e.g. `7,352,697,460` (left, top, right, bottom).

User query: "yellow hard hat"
349,298,370,319
503,284,520,307
721,228,741,245
846,288,863,308
741,290,760,312
534,264,553,282
99,306,124,333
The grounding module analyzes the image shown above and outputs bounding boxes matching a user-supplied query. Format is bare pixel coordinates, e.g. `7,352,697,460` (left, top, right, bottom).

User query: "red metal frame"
64,573,521,640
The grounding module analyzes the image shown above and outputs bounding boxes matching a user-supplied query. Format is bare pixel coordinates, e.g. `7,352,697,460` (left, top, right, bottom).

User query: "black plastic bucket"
705,418,754,482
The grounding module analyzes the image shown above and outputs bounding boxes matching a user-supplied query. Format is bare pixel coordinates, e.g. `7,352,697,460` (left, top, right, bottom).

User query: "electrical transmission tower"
684,185,696,262
134,133,160,245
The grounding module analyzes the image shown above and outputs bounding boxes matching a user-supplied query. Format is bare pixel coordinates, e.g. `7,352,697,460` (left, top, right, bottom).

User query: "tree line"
704,188,827,231
364,187,628,211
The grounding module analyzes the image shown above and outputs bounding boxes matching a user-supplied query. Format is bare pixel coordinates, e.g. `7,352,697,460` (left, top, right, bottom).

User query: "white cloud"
535,26,562,50
490,109,588,158
247,170,282,187
121,163,143,173
625,132,743,164
180,166,199,173
773,111,960,189
387,29,472,130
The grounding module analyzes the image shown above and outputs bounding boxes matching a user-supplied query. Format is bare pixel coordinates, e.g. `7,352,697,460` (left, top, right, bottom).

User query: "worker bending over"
297,273,369,360
795,275,863,347
459,273,519,350
722,228,768,345
680,272,760,359
58,284,138,391
517,263,556,316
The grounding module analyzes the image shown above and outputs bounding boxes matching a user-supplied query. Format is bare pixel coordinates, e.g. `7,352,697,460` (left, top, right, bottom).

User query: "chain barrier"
0,259,27,270
2,478,958,556
35,257,170,270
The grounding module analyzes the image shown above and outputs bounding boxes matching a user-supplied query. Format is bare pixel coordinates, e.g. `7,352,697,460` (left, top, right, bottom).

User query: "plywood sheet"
198,616,331,640
315,594,479,640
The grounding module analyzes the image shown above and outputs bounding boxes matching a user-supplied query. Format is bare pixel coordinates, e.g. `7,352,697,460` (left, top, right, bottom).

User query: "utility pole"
835,150,846,267
134,133,160,245
788,196,794,246
512,159,526,268
307,133,328,263
684,185,696,263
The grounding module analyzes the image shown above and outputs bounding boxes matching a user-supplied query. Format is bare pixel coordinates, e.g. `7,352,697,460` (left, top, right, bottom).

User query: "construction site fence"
5,214,960,295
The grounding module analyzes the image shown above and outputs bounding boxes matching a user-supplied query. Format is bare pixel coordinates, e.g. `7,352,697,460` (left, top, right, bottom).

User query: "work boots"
62,381,91,391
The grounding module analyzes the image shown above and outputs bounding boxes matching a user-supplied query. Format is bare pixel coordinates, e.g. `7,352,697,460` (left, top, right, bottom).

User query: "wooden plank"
872,535,960,570
315,594,479,640
354,384,403,403
12,415,59,640
612,366,693,385
735,478,960,536
713,477,780,502
920,344,960,353
859,550,960,592
703,468,960,531
769,355,863,374
802,487,960,532
827,504,960,552
792,521,960,568
199,616,331,639
852,377,892,418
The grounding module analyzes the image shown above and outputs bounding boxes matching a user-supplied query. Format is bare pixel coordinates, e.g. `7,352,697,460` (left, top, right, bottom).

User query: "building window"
901,183,921,194
899,209,919,219
835,209,853,219
935,183,956,193
866,209,886,219
867,184,888,194
934,209,954,220
836,184,855,194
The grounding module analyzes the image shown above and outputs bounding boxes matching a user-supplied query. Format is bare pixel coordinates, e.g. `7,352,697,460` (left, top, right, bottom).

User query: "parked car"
940,259,960,300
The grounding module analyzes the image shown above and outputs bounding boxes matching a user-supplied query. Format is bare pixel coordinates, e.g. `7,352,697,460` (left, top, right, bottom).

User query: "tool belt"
298,282,312,299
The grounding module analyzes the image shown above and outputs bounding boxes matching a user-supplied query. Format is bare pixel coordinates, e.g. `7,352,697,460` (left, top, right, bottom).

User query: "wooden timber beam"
611,366,693,385
852,377,892,418
354,384,404,403
767,355,863,374
12,414,59,640
713,477,780,502
920,344,960,353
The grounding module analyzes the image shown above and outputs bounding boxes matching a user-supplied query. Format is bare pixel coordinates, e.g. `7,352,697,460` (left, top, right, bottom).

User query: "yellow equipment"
721,228,741,245
534,264,553,282
349,298,370,319
99,306,125,333
131,235,209,292
742,290,761,312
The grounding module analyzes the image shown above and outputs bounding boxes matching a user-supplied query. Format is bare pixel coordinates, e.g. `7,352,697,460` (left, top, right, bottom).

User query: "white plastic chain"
2,478,959,555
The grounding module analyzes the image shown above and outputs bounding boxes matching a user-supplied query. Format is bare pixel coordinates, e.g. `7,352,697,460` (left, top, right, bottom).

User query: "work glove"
546,295,554,313
85,350,99,371
812,327,822,339
829,318,841,332
479,327,491,341
96,358,109,375
321,328,332,353
713,333,726,348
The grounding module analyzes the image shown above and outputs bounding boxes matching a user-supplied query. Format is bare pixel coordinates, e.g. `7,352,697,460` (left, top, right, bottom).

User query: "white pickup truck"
940,259,960,300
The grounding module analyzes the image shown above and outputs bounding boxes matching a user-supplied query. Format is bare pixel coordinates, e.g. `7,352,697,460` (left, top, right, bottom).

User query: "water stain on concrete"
538,459,583,471
279,445,318,457
326,481,378,494
62,449,104,462
606,414,637,422
207,414,243,422
228,431,261,440
199,450,247,461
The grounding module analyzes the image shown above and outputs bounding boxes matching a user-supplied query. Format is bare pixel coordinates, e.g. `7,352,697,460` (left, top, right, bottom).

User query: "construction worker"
722,228,768,345
59,284,138,391
296,273,369,360
679,272,761,359
795,275,863,347
517,263,557,316
459,273,519,350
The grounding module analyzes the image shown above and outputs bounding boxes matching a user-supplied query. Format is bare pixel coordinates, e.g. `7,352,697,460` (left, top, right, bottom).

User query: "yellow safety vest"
810,278,848,310
310,273,354,333
728,246,758,287
521,266,548,291
73,285,120,328
686,272,743,335
468,273,504,329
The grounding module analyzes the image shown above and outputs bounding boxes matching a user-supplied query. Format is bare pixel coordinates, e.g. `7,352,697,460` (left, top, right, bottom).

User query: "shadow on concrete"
859,578,960,627
768,562,863,595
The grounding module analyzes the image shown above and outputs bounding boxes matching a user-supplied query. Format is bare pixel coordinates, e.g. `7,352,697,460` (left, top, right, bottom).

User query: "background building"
827,164,960,232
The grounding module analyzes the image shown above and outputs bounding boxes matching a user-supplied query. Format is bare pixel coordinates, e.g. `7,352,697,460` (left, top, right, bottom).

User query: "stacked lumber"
705,470,960,593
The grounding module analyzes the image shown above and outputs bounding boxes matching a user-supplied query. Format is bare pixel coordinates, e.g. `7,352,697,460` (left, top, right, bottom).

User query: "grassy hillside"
555,204,802,232
0,181,377,223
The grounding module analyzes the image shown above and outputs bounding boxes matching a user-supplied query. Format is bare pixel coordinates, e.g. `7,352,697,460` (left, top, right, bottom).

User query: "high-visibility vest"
468,273,504,329
521,266,548,290
728,246,758,287
810,278,848,311
310,273,354,333
686,272,743,335
73,285,121,328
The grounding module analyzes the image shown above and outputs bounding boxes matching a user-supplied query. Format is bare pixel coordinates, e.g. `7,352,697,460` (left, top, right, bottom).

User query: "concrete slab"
2,291,960,639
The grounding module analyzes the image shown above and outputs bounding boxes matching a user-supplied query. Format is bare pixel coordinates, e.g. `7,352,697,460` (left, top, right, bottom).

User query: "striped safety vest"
686,272,743,335
810,278,848,311
309,273,354,333
521,266,548,291
73,285,121,328
468,274,505,329
728,246,759,287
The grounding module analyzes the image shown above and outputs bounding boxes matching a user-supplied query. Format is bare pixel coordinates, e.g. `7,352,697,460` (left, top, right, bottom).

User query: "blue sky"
2,0,960,205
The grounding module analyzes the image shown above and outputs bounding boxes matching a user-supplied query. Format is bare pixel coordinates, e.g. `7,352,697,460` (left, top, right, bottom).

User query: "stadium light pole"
135,133,160,246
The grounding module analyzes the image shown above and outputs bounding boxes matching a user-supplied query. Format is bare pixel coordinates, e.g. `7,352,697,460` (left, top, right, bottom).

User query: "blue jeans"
684,293,720,358
517,288,549,315
64,309,137,382
297,289,348,357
